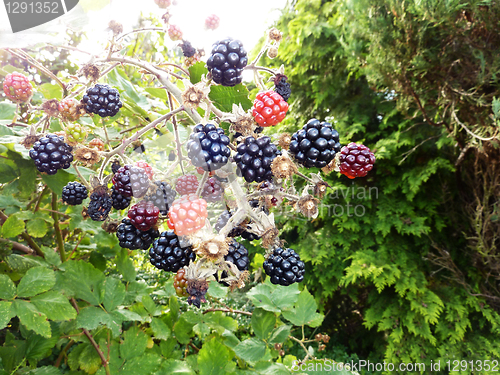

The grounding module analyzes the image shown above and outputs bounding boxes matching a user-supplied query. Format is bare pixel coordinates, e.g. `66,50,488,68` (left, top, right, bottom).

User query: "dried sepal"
278,132,292,150
81,64,100,82
21,130,39,149
182,81,210,111
41,99,59,117
268,27,283,42
108,20,123,35
74,146,101,167
296,194,320,219
322,153,341,174
261,227,280,249
271,155,297,179
102,219,120,233
196,235,229,262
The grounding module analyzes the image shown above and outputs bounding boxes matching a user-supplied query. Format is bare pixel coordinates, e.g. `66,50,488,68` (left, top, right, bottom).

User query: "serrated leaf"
282,288,324,328
38,83,63,100
233,338,267,364
42,170,74,195
31,291,76,321
114,309,143,322
4,254,44,273
120,326,148,360
75,306,124,336
61,261,105,305
252,308,276,340
67,343,86,371
26,218,48,238
1,213,25,238
145,87,169,101
0,274,16,299
103,277,126,311
17,266,55,298
0,162,18,183
207,281,227,299
198,338,236,375
25,331,59,361
79,343,102,374
120,352,162,375
247,282,300,313
41,246,61,267
209,84,253,112
13,300,51,338
189,62,209,84
269,325,291,344
173,316,195,344
0,102,17,121
203,311,238,334
116,248,136,282
157,359,195,375
26,366,62,375
151,317,171,340
0,302,14,330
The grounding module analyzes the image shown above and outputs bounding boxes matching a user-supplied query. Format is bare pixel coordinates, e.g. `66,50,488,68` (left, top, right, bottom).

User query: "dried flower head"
271,155,297,179
321,157,338,174
230,113,259,137
228,270,250,292
81,206,90,219
278,132,292,150
262,226,279,249
314,181,329,199
267,47,278,59
297,195,319,219
186,278,209,308
81,64,100,82
74,146,101,167
102,219,120,233
108,20,123,35
182,82,209,110
21,134,39,149
268,27,283,42
197,236,229,262
41,99,59,117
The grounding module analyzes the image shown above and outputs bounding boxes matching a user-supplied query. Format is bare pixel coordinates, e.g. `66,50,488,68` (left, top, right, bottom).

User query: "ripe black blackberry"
111,160,121,174
234,136,281,183
62,181,88,205
186,123,231,172
206,38,248,86
111,185,131,210
116,218,159,250
87,188,113,222
223,240,249,276
289,119,342,169
82,84,122,118
145,181,176,215
180,40,196,57
263,247,305,286
149,230,196,272
201,177,223,202
112,165,150,198
29,134,73,175
273,75,291,102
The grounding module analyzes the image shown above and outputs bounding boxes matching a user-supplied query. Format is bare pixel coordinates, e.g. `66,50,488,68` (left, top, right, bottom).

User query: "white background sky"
0,0,289,56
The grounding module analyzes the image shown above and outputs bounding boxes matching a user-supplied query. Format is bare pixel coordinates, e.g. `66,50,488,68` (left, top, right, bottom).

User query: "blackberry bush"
186,123,231,172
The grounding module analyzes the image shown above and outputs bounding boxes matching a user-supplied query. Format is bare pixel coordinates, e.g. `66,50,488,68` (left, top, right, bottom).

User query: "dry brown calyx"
296,195,320,219
42,99,59,117
108,20,123,35
197,236,229,262
322,153,341,174
182,82,209,110
314,181,329,199
231,113,259,137
278,132,292,150
21,134,39,149
81,64,100,82
74,146,101,167
271,155,298,179
262,226,280,249
228,270,250,292
268,27,283,42
267,47,278,59
102,219,120,233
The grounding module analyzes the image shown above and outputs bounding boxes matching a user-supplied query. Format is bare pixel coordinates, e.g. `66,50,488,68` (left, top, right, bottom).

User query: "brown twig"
51,193,66,263
0,238,34,254
55,340,74,368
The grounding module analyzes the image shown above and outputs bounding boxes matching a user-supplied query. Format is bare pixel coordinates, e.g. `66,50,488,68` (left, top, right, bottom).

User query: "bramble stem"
52,193,66,263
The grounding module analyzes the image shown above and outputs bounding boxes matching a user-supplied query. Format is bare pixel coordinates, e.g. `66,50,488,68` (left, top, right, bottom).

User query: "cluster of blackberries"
234,136,281,183
116,218,159,250
29,134,73,175
289,119,341,168
149,231,196,272
82,84,122,118
145,181,177,215
206,38,248,87
112,165,150,198
62,182,88,205
186,124,231,172
264,247,305,286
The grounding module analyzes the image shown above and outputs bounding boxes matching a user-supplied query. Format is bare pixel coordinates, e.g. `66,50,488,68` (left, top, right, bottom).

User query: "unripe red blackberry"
134,160,154,180
116,218,159,250
58,98,86,121
112,165,150,198
167,194,208,236
3,72,32,103
338,143,375,179
168,25,183,41
234,136,281,183
82,84,122,118
186,124,231,172
149,230,196,272
62,182,88,205
263,247,305,286
201,177,223,202
252,91,289,127
289,119,342,168
205,14,220,30
175,174,199,195
29,134,73,175
173,268,188,297
206,38,248,87
127,201,160,232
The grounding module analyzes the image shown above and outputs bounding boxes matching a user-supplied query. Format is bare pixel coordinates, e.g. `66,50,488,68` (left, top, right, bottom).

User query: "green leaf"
197,338,236,375
0,102,17,121
120,326,149,360
61,261,105,305
158,359,195,375
209,84,253,112
0,302,14,330
108,69,150,110
42,170,74,195
269,325,291,344
13,300,51,338
173,316,195,344
1,213,25,238
103,277,126,311
0,274,16,299
252,308,276,340
79,343,102,374
145,87,169,101
25,331,59,361
26,218,48,238
116,248,137,282
151,317,171,340
189,61,209,84
4,254,44,273
75,306,108,330
41,246,61,267
17,266,55,298
233,338,267,363
203,312,238,334
282,288,324,328
254,362,291,375
67,343,86,371
247,282,301,313
26,366,62,375
38,83,63,100
120,352,162,375
207,281,227,299
0,162,18,183
31,291,76,321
